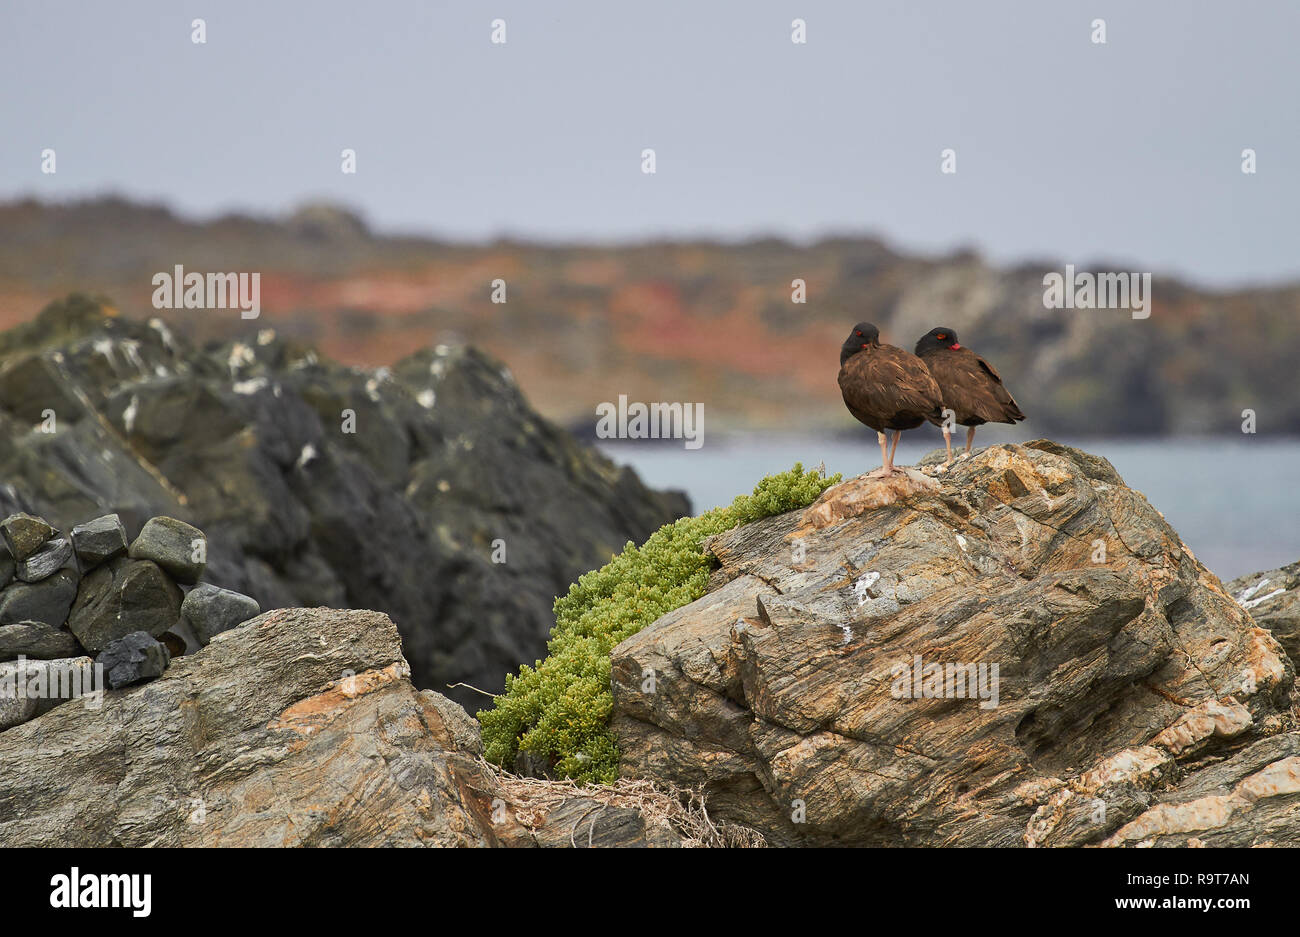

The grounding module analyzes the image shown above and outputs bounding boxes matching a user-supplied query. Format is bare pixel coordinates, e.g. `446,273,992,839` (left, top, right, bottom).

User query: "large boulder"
0,607,750,847
0,294,688,708
610,441,1297,846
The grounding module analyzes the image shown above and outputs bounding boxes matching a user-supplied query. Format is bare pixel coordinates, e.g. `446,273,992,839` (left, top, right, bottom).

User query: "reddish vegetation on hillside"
2,197,1297,434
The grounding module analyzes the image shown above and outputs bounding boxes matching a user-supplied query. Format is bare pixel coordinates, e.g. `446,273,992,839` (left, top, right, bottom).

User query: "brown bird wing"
923,349,1026,424
976,355,1004,383
838,344,943,431
974,353,1027,421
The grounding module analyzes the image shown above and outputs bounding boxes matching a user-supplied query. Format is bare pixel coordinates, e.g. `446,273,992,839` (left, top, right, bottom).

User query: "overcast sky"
3,0,1297,286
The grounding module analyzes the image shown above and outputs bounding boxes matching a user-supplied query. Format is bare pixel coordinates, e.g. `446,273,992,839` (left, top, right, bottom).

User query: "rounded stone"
128,516,207,584
1,513,55,563
66,558,182,655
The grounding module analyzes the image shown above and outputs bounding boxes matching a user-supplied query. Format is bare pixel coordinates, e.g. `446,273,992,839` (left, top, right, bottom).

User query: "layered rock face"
0,607,746,847
610,441,1298,846
0,294,687,708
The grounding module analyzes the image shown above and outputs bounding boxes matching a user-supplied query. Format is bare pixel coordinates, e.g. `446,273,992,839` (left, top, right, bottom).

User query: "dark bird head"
840,322,880,366
914,327,962,356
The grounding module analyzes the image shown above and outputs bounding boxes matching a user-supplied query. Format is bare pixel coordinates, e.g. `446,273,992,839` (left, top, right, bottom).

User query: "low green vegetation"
478,463,840,783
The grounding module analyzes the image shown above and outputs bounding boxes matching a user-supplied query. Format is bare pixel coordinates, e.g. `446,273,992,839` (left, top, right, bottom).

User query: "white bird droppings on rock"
91,339,116,366
120,339,144,373
1243,587,1286,609
147,318,177,353
1238,578,1270,602
227,342,255,377
232,377,268,395
122,394,139,434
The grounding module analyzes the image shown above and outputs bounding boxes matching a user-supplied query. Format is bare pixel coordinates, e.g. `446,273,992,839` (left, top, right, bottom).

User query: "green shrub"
478,463,840,783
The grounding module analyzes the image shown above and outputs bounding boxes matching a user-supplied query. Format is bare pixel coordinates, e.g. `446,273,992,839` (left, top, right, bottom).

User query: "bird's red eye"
936,333,946,340
855,330,862,336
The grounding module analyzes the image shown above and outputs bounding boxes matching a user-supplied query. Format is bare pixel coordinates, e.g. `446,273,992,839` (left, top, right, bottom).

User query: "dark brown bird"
838,322,943,477
914,327,1026,467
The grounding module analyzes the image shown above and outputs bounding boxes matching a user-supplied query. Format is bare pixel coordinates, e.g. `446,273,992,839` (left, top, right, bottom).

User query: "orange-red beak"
950,343,962,349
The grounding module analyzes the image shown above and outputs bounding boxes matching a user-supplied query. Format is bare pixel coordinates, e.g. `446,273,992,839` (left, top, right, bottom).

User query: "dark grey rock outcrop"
0,294,688,707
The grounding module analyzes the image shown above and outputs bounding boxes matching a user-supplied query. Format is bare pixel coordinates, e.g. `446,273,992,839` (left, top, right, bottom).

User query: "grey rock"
0,670,37,730
180,584,260,645
0,570,79,627
0,621,82,661
0,294,688,711
70,514,128,569
1102,733,1300,847
1227,559,1300,668
16,536,74,583
66,557,181,654
0,656,97,729
0,354,86,425
95,631,170,689
0,608,465,841
1,513,54,562
128,516,206,584
0,608,732,847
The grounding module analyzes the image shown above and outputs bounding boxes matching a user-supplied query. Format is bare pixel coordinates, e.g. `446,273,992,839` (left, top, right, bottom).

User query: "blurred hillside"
3,196,1297,435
